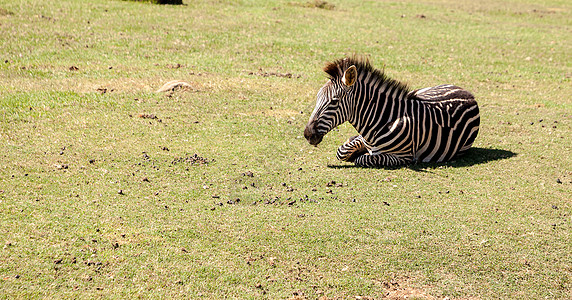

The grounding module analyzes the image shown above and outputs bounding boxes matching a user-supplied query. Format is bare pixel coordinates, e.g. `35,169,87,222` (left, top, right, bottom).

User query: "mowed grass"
0,0,570,298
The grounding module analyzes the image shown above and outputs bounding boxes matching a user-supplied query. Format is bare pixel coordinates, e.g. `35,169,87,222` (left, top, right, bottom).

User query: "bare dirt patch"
156,80,195,92
0,7,14,16
384,286,436,299
171,153,212,166
248,70,301,79
289,0,335,10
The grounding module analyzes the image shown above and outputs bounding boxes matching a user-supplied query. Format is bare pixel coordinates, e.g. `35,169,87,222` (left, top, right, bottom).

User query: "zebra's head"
304,62,358,146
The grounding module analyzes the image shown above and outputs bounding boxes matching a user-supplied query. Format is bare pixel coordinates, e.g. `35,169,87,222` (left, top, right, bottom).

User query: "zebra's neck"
347,75,410,137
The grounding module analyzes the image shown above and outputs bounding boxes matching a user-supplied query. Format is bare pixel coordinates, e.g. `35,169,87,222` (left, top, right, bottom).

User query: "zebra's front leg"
354,153,412,168
336,135,369,162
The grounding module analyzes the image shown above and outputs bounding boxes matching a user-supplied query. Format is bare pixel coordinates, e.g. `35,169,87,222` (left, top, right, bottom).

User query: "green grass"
0,0,570,298
125,0,183,4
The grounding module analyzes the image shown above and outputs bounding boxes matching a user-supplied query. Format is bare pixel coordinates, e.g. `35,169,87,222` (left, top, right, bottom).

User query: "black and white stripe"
304,57,480,168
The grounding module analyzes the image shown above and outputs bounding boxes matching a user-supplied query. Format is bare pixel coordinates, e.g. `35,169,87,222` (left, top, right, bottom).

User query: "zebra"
303,57,480,168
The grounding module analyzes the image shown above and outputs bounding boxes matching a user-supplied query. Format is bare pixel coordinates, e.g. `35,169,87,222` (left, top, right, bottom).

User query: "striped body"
304,57,480,168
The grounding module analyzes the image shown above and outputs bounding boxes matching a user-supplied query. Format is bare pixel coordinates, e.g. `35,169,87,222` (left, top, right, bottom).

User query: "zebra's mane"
323,56,410,94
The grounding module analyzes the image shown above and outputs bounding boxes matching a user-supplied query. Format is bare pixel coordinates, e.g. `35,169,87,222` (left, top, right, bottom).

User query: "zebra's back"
409,85,480,162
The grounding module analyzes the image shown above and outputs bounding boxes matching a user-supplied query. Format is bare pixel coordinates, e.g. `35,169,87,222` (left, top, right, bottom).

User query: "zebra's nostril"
303,125,311,139
304,120,315,138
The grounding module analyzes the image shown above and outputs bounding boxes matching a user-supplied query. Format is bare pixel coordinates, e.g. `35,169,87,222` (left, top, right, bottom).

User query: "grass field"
0,0,570,298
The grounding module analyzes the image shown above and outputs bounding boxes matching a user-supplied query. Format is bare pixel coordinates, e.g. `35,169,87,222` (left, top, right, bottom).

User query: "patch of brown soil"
156,80,194,92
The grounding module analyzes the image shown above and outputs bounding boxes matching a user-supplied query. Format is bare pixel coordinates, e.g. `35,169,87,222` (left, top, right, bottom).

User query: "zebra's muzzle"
304,122,324,146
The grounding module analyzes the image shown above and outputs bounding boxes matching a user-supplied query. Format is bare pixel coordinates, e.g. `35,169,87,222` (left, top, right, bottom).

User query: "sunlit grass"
0,0,570,298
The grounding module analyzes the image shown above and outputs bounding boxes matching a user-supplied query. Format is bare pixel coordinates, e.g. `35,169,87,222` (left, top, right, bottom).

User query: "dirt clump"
171,153,212,166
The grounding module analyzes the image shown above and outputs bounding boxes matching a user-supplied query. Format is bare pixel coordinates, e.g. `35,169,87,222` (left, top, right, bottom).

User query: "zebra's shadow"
327,147,517,170
408,147,517,170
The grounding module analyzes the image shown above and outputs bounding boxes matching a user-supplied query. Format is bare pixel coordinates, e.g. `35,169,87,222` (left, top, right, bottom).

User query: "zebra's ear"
342,65,357,87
